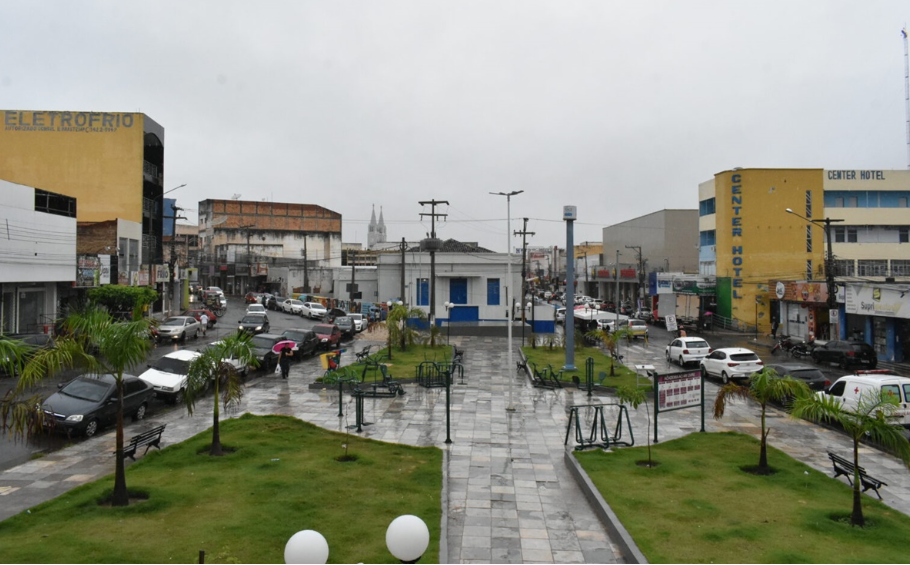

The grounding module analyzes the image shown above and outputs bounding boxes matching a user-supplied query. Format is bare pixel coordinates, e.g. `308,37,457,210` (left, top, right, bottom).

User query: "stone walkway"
2,336,910,564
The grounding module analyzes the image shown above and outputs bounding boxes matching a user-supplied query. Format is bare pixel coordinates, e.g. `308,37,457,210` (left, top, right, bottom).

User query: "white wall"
0,179,76,283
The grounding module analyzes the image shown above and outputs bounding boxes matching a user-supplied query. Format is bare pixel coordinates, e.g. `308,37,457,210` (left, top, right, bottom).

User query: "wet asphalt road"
0,304,349,472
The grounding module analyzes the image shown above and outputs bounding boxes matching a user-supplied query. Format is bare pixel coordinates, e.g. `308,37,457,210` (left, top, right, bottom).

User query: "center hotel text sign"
4,111,136,133
730,174,745,299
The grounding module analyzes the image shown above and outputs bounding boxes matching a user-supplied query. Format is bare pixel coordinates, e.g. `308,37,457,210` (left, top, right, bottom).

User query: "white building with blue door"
376,239,522,325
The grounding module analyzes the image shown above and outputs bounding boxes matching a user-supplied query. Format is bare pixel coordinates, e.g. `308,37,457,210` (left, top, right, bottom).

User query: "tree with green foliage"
714,368,811,474
8,303,153,506
385,304,429,353
87,285,159,319
616,385,655,467
791,388,910,527
586,325,633,376
184,333,257,456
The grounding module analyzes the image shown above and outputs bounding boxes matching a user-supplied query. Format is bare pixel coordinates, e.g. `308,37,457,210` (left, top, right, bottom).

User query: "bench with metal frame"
116,424,167,461
827,451,887,499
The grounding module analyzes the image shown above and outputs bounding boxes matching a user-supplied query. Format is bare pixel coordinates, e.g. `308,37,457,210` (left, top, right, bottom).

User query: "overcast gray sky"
3,1,910,253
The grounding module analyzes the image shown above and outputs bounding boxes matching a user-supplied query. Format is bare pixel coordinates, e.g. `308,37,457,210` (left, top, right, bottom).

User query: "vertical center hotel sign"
730,173,745,301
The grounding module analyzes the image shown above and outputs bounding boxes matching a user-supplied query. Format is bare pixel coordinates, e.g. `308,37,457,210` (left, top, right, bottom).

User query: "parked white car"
301,302,328,319
281,299,305,315
138,350,202,404
349,313,365,332
699,347,764,384
246,303,267,315
155,316,201,342
666,337,712,367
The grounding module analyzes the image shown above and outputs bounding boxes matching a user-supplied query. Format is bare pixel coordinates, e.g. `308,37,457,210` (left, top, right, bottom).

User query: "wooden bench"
117,425,166,461
827,451,887,499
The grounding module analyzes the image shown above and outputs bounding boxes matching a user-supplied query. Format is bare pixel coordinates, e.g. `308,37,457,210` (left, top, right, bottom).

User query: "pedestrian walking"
771,319,779,339
278,345,292,379
199,312,209,337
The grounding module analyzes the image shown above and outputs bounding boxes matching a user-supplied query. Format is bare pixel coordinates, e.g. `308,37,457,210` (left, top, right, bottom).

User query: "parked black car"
238,313,270,335
763,363,831,392
249,333,284,371
41,373,154,437
266,295,284,311
279,328,320,358
811,340,877,369
334,316,355,339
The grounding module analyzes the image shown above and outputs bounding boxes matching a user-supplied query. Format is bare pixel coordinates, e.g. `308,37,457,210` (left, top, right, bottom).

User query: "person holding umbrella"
278,344,293,379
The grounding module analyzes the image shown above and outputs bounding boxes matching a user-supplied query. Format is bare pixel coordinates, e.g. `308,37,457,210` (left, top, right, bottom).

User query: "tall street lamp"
785,208,843,309
490,190,523,413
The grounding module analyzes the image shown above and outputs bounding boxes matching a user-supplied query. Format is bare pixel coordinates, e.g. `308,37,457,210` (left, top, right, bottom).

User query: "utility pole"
514,218,535,321
350,249,356,309
239,224,255,293
625,245,642,311
302,234,309,294
614,250,621,325
399,237,407,305
419,200,448,333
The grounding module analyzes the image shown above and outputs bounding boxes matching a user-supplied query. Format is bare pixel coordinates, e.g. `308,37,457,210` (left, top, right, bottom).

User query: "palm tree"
616,385,655,467
16,303,153,506
713,368,810,473
791,389,910,527
385,304,428,354
586,326,632,376
184,333,257,456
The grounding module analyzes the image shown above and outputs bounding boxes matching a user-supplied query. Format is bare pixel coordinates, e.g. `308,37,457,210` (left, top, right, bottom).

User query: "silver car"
155,316,201,342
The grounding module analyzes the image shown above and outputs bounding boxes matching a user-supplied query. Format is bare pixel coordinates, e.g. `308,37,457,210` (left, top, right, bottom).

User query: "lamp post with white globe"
284,515,430,564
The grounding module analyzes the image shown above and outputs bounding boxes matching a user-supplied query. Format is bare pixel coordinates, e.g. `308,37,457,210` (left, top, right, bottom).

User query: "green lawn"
576,432,910,563
321,343,457,384
0,414,442,564
521,345,647,390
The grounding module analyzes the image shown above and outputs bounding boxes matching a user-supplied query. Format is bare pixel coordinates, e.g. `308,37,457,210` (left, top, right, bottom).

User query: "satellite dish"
231,194,242,200
211,216,228,226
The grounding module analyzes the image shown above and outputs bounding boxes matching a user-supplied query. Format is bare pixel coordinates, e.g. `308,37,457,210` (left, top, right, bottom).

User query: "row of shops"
772,279,910,363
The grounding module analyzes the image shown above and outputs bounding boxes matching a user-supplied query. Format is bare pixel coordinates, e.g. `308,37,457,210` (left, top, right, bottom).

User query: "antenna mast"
903,28,910,169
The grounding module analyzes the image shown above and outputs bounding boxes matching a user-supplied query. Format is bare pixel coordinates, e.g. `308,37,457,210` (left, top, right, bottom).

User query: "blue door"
449,278,468,304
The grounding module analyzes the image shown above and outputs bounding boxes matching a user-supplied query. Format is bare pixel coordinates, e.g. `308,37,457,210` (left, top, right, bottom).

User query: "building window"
834,259,855,277
699,198,716,216
857,260,888,277
847,227,858,242
834,197,844,207
487,278,500,306
416,278,429,306
699,230,716,247
891,260,910,276
900,227,909,243
806,225,813,253
806,260,813,281
805,190,812,218
900,197,909,207
847,196,858,208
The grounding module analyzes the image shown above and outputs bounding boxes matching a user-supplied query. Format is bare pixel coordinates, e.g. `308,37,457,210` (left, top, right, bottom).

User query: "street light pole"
491,190,523,412
786,208,844,337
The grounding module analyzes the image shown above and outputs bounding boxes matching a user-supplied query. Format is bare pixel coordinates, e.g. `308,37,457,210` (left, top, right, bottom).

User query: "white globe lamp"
386,514,430,563
284,530,329,564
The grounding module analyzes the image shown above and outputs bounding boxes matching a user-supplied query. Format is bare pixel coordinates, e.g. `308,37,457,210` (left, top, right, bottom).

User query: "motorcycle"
770,335,796,355
789,339,816,359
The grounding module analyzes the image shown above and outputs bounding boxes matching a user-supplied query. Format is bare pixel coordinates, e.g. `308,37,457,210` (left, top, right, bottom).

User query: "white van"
820,371,910,428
